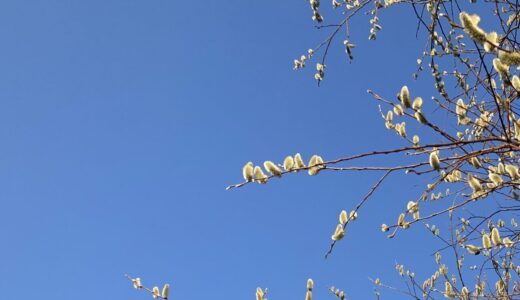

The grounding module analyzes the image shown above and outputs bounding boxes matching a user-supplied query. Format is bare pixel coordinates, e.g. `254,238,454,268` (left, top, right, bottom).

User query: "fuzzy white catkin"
307,278,314,290
243,162,254,182
412,97,423,111
305,291,312,300
162,284,170,299
332,224,345,241
459,12,486,43
256,288,264,300
484,31,498,52
133,278,142,289
466,244,481,255
499,50,520,66
512,76,520,91
429,151,440,170
264,161,282,177
254,166,268,184
505,164,520,179
339,210,348,225
413,135,419,145
152,287,161,299
294,153,305,168
482,233,491,249
503,237,514,247
492,58,509,79
491,227,501,246
467,174,482,192
415,111,427,124
283,156,295,171
400,86,411,108
488,172,503,186
393,104,404,115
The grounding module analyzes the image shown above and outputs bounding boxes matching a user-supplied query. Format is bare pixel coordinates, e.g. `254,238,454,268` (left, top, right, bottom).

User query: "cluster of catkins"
384,85,423,144
242,154,325,184
331,210,357,241
460,12,520,86
132,278,170,300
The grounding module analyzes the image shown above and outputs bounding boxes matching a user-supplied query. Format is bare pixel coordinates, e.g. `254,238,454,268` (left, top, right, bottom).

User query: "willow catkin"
264,161,282,177
397,213,405,227
498,50,520,66
503,237,514,247
444,281,455,298
256,288,264,300
492,58,509,80
491,227,501,246
400,86,411,108
488,172,503,186
505,164,520,180
482,233,491,249
412,135,419,145
254,166,268,184
415,111,427,124
283,156,295,171
461,286,469,299
467,174,482,192
243,162,254,182
459,12,486,43
429,151,440,170
133,278,143,289
152,287,161,299
294,153,305,169
484,31,498,52
307,278,314,290
407,201,418,213
465,244,481,255
412,97,423,111
512,75,520,91
162,284,170,299
393,104,404,115
331,224,345,241
305,291,312,300
339,210,348,225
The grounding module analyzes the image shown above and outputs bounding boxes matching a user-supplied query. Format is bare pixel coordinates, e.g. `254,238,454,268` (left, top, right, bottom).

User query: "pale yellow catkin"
152,287,161,299
294,153,305,168
492,58,509,80
412,97,423,111
429,151,440,170
332,224,345,241
400,86,411,108
484,31,498,52
465,244,481,255
256,288,264,300
488,172,503,186
339,210,348,225
412,135,419,145
467,174,482,192
512,75,520,91
503,237,514,247
243,162,254,182
162,284,170,299
444,281,455,298
415,111,427,124
264,161,282,177
491,227,501,246
482,233,491,249
283,156,294,171
133,278,142,289
254,166,268,184
459,12,486,43
505,164,520,179
499,50,520,66
393,104,404,115
307,278,314,290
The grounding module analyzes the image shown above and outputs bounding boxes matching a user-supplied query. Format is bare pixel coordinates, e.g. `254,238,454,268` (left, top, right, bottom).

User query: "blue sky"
0,1,470,299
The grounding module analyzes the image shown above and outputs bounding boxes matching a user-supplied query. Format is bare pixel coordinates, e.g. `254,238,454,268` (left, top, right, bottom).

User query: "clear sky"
0,1,465,299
